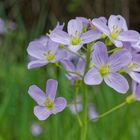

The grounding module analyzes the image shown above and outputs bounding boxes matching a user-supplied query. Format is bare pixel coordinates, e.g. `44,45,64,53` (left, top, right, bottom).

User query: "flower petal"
92,41,108,68
52,97,67,114
48,39,59,54
50,29,70,45
27,41,48,59
104,73,129,93
92,18,110,35
84,68,103,85
108,15,128,32
129,72,140,84
68,19,83,36
76,58,85,75
28,60,47,69
34,106,51,120
109,50,131,72
68,44,83,52
46,79,58,101
135,84,140,100
81,30,101,44
28,85,46,106
118,30,139,42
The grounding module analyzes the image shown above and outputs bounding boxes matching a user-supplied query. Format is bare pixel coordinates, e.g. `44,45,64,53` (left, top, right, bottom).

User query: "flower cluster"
27,15,140,121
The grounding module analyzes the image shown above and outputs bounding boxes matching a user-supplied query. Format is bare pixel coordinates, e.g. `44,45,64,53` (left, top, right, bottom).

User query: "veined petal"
27,41,48,59
109,50,131,72
130,72,140,84
84,68,103,85
61,60,75,72
68,19,83,36
46,79,58,101
50,29,70,45
48,39,59,54
68,44,83,52
81,30,101,44
92,18,110,35
28,60,47,69
28,85,46,106
104,72,129,93
92,42,108,68
55,49,67,62
118,30,139,42
34,106,51,120
76,58,85,75
108,15,128,32
52,97,67,114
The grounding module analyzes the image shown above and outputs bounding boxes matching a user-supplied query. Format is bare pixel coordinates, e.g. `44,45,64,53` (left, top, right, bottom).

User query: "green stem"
81,44,91,140
74,83,83,127
108,47,123,54
96,102,127,120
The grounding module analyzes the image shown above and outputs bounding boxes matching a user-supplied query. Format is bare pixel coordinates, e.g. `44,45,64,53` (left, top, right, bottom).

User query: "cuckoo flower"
92,15,139,47
50,19,101,52
69,95,83,114
31,123,42,136
125,49,140,84
88,104,98,120
28,79,67,120
27,36,66,69
84,41,131,93
61,57,85,83
131,36,140,50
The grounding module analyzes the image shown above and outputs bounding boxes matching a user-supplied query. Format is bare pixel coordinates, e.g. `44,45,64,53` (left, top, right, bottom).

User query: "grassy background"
0,0,140,139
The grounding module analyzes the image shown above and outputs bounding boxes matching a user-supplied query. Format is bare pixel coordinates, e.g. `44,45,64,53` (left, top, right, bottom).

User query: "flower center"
44,50,55,61
70,37,81,46
44,98,54,110
110,25,122,39
99,65,111,76
128,62,138,71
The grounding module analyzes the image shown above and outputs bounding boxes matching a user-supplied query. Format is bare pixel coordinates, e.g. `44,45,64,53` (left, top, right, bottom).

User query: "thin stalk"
74,84,83,127
92,102,127,121
81,44,91,140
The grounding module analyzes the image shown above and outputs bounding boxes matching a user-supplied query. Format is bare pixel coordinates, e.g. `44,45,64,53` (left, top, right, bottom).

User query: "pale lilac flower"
0,18,5,34
88,104,98,120
31,123,42,136
84,41,131,93
28,79,67,120
124,49,140,84
61,57,85,82
69,95,83,114
124,44,140,83
27,36,66,69
131,36,140,50
92,15,139,47
50,19,101,52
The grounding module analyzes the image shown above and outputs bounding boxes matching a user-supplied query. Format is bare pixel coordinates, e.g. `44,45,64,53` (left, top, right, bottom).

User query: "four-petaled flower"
27,36,66,69
61,57,85,83
28,79,67,120
92,15,139,47
50,19,101,52
84,41,131,93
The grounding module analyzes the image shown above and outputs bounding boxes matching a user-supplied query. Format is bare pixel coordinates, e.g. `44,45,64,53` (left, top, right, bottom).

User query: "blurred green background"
0,0,140,139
